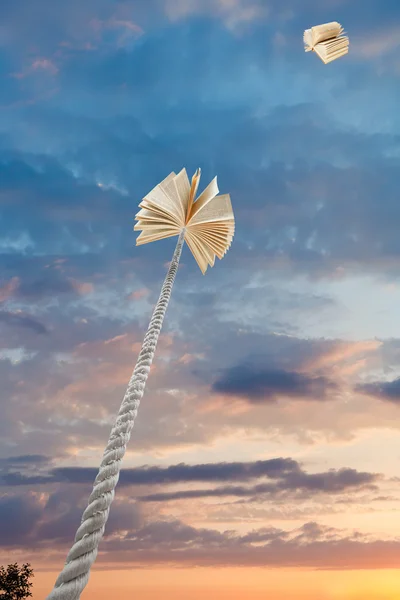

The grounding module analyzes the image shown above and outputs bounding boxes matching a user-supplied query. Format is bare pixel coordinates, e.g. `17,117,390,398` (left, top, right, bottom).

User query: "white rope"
46,230,186,600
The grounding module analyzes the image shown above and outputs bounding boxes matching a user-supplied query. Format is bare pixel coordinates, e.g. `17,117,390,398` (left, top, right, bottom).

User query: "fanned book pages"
304,21,349,64
134,168,235,274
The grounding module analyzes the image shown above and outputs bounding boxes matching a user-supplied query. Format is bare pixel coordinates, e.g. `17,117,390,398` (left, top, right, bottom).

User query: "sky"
1,0,400,598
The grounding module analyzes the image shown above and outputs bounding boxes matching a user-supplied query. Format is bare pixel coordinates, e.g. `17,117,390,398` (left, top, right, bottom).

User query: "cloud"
0,482,395,572
0,274,93,302
0,486,142,548
0,277,19,302
0,312,388,461
351,26,400,59
212,364,337,402
162,0,268,31
0,310,48,334
0,0,398,503
139,467,377,502
356,377,400,403
16,514,400,570
0,456,379,506
0,456,298,486
36,485,142,543
0,492,44,545
0,454,51,466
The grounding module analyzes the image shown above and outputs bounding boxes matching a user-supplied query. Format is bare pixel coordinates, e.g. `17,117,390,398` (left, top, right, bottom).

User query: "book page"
319,36,348,50
189,176,219,220
139,198,182,227
186,168,201,222
303,29,313,51
189,194,233,225
193,223,234,240
191,222,233,234
192,221,234,231
315,44,348,63
190,223,234,247
157,171,176,189
136,229,179,246
145,171,176,207
184,231,209,274
325,48,348,63
192,232,216,267
314,45,328,63
190,229,227,258
134,220,180,231
172,168,191,221
162,176,186,224
312,22,341,45
144,181,182,222
135,207,177,222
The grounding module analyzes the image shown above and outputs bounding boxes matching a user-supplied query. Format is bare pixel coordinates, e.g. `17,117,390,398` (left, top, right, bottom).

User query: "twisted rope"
46,229,186,600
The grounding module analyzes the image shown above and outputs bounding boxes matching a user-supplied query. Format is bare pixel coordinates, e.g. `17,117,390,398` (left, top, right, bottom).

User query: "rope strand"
46,230,186,600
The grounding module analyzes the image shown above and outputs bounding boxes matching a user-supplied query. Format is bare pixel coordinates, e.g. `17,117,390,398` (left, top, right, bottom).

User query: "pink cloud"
89,15,143,47
109,18,143,34
11,58,59,80
31,58,59,75
178,353,205,365
127,288,150,300
69,279,94,295
44,258,68,271
301,340,382,380
0,277,20,302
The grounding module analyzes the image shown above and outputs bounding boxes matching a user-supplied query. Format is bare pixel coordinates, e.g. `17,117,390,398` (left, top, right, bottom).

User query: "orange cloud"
178,353,205,364
127,288,150,300
57,331,178,413
301,340,382,379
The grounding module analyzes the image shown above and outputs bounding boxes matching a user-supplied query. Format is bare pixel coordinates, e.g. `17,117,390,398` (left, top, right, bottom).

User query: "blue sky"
2,1,400,598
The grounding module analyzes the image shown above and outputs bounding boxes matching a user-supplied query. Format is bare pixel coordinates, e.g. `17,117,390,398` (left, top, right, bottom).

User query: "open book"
134,168,235,274
304,21,349,64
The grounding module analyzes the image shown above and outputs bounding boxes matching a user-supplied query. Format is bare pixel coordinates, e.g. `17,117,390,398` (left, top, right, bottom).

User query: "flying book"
134,168,235,274
304,21,349,64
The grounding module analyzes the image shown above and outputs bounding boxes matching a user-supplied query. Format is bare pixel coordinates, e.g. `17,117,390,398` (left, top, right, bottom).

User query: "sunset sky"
2,0,400,598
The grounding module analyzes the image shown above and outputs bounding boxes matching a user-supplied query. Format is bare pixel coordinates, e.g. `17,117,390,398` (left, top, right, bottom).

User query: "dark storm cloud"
356,377,400,403
212,364,337,402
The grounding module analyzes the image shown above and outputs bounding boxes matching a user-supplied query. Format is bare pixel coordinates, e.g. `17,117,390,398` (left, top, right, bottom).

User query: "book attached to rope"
304,21,349,64
134,168,235,274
